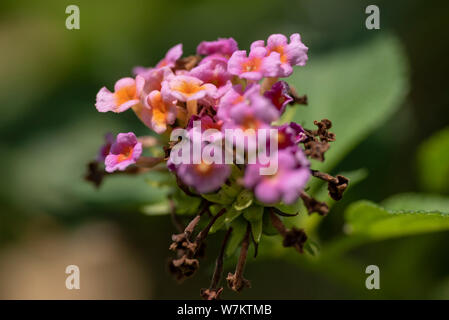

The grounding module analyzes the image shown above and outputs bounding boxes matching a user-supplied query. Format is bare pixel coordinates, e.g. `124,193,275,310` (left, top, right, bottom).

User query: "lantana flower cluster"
87,34,348,299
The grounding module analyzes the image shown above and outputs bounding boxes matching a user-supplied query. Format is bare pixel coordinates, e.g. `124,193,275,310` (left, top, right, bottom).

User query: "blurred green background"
0,0,448,299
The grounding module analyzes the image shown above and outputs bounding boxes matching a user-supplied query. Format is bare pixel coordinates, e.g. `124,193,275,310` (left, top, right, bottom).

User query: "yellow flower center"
115,85,136,107
194,162,214,176
242,57,262,72
174,81,205,97
117,146,133,163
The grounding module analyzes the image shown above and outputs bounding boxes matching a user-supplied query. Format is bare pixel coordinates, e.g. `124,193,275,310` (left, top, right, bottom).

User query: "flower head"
95,76,144,113
227,47,281,81
244,149,310,204
105,132,142,173
252,33,308,77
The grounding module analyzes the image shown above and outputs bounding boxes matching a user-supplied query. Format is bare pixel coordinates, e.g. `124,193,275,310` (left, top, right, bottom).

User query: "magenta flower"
244,149,310,205
162,75,217,102
105,132,143,173
95,76,144,113
252,33,308,77
177,162,231,194
218,84,279,123
97,133,115,163
227,47,281,81
263,81,293,114
187,115,223,132
197,37,238,64
274,122,306,150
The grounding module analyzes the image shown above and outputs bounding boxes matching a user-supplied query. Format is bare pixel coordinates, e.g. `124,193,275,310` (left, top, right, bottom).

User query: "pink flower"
105,132,142,173
176,161,231,194
97,133,115,163
244,149,310,205
189,59,233,98
129,67,177,133
227,47,281,81
190,60,232,88
134,90,177,134
274,122,306,150
197,37,238,64
156,43,183,68
136,66,173,89
217,84,279,123
263,81,293,113
162,75,217,102
252,33,308,77
95,76,144,113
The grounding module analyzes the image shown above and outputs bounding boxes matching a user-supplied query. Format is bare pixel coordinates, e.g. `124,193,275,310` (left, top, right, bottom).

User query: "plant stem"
209,227,233,290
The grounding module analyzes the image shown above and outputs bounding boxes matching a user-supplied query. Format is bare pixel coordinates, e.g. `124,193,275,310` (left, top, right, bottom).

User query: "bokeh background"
0,0,448,299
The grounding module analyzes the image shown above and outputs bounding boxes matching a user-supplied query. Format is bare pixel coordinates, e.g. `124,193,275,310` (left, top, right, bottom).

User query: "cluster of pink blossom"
89,33,350,299
94,34,310,205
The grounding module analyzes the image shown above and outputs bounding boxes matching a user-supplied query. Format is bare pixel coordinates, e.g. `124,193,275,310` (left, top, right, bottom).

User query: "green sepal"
233,189,254,211
225,217,248,257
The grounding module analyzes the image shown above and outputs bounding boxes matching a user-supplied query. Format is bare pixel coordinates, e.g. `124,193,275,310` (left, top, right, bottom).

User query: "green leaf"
285,35,408,176
233,189,254,211
225,217,248,257
382,193,449,213
344,200,449,241
417,126,449,193
224,206,243,224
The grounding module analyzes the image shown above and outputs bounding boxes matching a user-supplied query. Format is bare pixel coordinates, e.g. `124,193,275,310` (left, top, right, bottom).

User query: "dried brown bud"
300,192,329,216
226,272,251,293
328,175,349,201
303,139,330,161
283,227,308,253
287,86,308,105
314,119,336,142
200,288,224,300
169,255,200,280
84,161,104,188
